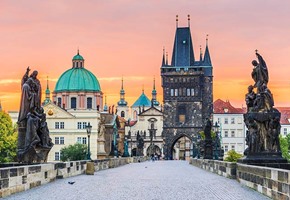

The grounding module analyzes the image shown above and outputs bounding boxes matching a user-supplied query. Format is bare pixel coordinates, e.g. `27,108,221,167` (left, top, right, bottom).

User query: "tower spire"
104,95,108,111
199,45,203,62
176,15,178,28
203,34,212,66
162,47,166,66
118,76,127,106
43,76,51,105
166,52,168,65
188,14,190,27
151,76,159,107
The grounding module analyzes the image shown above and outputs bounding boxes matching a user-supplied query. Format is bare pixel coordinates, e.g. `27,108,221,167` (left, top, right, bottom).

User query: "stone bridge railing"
0,156,147,198
189,158,290,200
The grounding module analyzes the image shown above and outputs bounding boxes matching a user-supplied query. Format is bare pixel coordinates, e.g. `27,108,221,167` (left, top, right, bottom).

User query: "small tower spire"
142,85,144,93
188,14,190,27
199,45,203,62
151,77,159,107
176,15,178,28
43,76,51,105
153,76,156,90
118,76,127,106
203,34,212,66
104,96,108,112
162,47,166,66
166,52,168,65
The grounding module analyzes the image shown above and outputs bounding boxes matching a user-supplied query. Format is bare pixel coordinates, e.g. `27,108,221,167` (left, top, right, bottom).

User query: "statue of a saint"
251,52,269,89
245,85,256,111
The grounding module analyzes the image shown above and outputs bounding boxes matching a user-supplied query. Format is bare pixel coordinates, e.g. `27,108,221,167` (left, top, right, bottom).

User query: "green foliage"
60,143,88,161
0,111,18,163
279,135,290,162
199,130,216,140
224,150,243,162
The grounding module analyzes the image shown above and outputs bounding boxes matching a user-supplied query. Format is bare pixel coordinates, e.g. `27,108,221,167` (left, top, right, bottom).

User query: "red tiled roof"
213,99,246,114
276,107,290,124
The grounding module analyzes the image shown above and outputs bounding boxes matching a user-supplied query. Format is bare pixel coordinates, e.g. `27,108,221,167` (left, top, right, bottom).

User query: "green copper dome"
55,68,101,92
73,53,84,60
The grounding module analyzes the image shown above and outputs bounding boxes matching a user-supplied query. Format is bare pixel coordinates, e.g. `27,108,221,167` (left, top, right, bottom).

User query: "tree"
224,150,243,162
60,143,88,161
279,134,290,162
0,111,18,163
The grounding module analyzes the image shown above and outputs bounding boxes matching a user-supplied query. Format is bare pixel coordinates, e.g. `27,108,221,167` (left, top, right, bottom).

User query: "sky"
1,0,290,111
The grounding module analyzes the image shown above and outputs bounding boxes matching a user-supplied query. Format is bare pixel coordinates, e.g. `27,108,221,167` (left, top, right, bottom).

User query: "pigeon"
68,181,75,185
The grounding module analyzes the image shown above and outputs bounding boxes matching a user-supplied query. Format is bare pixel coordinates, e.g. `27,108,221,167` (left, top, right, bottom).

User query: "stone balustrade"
0,156,147,198
189,158,290,200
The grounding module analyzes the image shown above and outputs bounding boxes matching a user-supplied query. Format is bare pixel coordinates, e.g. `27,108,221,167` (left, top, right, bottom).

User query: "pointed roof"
72,49,84,61
118,77,128,106
132,91,151,107
203,35,212,66
171,27,195,67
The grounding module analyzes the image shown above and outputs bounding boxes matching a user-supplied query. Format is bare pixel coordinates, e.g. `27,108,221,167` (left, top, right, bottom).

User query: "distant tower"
161,16,213,159
151,77,160,107
43,76,51,105
103,96,108,112
117,77,129,119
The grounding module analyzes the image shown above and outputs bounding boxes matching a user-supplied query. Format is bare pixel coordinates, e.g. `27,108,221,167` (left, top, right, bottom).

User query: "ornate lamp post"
86,122,92,160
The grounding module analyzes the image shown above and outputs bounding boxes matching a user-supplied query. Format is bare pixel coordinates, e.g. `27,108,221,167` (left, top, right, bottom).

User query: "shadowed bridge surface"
4,161,269,200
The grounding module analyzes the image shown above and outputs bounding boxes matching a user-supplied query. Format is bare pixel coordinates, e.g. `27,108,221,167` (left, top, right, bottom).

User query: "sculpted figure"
268,117,281,152
259,84,274,111
245,85,256,111
251,52,268,89
204,118,212,140
18,78,34,124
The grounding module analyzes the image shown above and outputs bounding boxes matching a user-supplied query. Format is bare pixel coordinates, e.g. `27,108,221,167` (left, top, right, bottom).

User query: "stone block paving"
4,161,270,200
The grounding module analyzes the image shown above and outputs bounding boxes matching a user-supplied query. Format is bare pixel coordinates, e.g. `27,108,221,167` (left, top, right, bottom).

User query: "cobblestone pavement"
4,161,270,200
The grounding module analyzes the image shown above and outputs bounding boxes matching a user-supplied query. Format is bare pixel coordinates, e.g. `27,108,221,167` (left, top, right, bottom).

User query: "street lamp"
213,122,220,160
86,122,92,160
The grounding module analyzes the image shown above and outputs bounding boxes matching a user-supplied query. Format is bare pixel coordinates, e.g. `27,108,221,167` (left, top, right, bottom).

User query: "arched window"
121,111,125,118
133,110,138,120
71,97,77,109
87,97,92,109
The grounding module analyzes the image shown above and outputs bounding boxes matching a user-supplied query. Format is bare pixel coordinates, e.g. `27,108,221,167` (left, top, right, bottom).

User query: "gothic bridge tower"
161,15,213,159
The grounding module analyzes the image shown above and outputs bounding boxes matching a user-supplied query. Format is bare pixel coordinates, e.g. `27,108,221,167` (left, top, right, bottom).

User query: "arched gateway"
161,16,213,160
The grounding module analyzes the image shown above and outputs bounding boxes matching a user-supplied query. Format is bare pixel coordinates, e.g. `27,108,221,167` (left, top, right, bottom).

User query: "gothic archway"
146,144,161,157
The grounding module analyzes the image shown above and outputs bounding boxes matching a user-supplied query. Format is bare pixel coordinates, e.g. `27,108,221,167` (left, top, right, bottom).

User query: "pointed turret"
151,77,160,107
203,35,212,66
43,76,51,105
72,49,84,68
171,17,195,67
118,77,128,106
161,47,166,66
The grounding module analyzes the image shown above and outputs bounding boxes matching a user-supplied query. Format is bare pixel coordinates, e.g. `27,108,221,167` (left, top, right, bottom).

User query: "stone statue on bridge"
241,51,286,164
17,67,53,163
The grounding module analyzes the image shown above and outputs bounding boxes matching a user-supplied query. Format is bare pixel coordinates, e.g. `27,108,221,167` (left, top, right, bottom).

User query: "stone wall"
189,158,236,179
0,157,147,198
237,163,290,200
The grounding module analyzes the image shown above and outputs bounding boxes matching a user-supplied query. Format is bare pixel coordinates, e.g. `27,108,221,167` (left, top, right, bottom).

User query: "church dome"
54,67,101,92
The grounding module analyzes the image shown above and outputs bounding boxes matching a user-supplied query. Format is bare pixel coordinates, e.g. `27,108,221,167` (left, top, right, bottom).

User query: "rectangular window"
284,128,287,135
60,137,64,144
60,122,64,129
82,122,87,129
55,122,60,129
191,89,195,96
170,89,174,96
55,152,60,161
82,137,87,144
224,145,228,152
77,137,82,144
217,118,221,124
231,145,235,151
224,131,228,137
231,118,235,124
187,89,190,96
71,97,77,109
224,118,228,124
87,97,92,109
57,98,62,107
55,137,60,144
77,122,82,129
175,89,178,96
231,130,235,137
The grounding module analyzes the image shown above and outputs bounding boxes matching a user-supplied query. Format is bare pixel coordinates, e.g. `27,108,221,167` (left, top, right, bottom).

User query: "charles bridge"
1,157,289,199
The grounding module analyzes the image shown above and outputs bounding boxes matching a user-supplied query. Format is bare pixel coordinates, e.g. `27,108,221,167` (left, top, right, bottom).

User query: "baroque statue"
17,67,53,163
242,51,286,164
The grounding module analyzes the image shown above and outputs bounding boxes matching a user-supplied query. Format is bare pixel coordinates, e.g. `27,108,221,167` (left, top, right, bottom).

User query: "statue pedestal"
239,152,287,164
